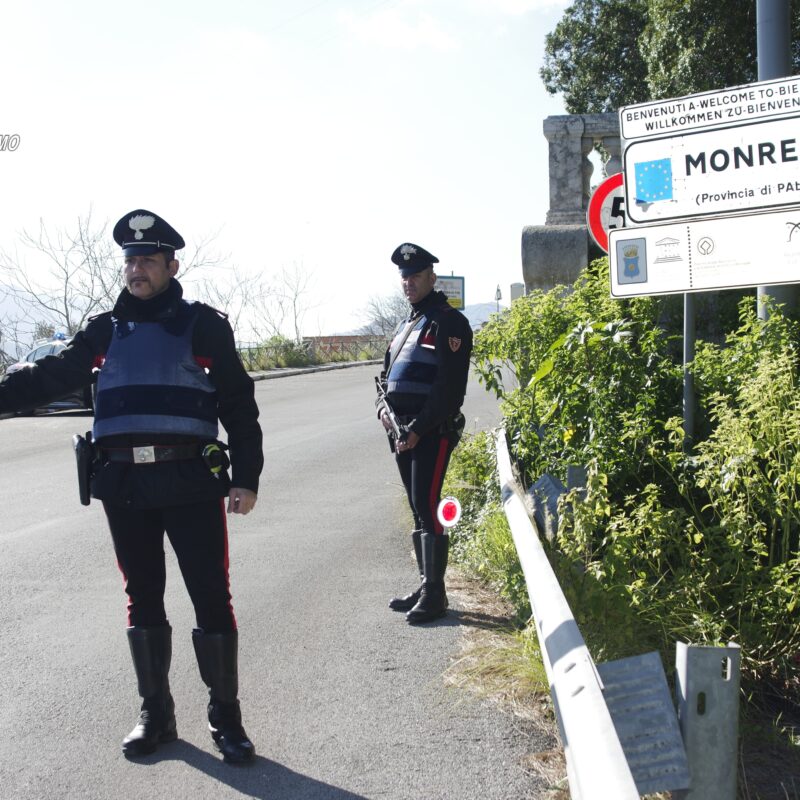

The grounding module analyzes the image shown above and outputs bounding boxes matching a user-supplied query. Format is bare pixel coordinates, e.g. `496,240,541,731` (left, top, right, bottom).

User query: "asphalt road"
0,364,553,800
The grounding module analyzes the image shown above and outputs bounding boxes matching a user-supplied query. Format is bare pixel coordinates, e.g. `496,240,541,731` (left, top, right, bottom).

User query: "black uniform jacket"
0,280,263,509
382,290,473,438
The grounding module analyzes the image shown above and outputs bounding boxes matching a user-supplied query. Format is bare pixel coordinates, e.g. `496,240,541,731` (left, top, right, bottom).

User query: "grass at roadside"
445,567,800,799
442,430,800,799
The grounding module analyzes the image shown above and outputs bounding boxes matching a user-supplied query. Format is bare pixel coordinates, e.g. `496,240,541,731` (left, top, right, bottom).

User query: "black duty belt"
100,444,202,464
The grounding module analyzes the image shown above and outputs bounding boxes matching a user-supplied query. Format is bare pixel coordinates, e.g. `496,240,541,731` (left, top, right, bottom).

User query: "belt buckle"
135,445,156,464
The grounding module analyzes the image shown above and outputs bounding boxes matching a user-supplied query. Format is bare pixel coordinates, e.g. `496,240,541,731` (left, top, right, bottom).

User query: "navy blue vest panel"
387,318,438,397
93,303,219,439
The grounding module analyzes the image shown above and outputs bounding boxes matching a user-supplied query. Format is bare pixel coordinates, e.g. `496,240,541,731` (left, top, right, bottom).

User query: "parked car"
4,335,94,413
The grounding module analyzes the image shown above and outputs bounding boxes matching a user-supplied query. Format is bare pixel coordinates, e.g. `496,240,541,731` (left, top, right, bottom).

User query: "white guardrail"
495,429,639,800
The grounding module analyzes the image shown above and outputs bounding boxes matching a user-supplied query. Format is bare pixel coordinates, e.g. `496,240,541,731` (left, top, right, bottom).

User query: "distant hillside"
463,302,505,329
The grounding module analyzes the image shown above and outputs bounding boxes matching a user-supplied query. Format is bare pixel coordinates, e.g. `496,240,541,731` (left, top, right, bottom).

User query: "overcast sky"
0,0,570,335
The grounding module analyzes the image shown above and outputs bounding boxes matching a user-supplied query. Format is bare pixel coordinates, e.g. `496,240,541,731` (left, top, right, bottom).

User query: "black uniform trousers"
395,430,456,536
104,497,236,634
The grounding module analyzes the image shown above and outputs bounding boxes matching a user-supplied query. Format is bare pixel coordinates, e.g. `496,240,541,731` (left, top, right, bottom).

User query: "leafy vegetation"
444,431,531,624
540,0,649,114
450,258,800,703
237,335,386,370
542,0,800,114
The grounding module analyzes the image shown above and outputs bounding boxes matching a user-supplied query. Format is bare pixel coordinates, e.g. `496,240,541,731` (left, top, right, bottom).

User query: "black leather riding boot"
122,626,177,757
406,533,449,624
389,530,424,611
192,629,255,764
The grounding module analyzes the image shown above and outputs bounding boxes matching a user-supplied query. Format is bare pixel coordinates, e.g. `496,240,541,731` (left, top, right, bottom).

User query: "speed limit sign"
587,172,625,253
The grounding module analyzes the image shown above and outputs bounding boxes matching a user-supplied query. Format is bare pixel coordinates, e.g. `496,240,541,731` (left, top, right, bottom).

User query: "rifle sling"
386,312,422,378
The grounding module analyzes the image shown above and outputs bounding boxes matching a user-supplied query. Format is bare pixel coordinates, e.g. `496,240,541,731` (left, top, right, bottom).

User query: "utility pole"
756,0,795,319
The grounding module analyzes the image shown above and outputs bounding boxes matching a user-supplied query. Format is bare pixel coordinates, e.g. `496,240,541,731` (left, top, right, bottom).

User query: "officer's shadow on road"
131,741,369,800
411,608,517,631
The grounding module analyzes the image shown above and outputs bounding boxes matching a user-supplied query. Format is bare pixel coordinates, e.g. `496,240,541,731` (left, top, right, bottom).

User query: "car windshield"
25,342,66,362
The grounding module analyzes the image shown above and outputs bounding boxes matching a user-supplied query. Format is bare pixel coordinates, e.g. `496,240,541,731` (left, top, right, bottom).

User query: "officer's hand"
396,431,420,453
228,487,257,515
380,410,393,432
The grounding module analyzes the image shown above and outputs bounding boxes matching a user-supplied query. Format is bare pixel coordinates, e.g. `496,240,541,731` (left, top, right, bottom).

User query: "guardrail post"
674,642,741,800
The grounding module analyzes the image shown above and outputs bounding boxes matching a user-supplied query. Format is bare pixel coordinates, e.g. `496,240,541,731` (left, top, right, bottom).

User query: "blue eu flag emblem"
634,158,673,203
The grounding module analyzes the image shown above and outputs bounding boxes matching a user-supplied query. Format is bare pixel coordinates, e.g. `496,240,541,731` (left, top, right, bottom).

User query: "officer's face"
402,268,436,304
123,252,179,299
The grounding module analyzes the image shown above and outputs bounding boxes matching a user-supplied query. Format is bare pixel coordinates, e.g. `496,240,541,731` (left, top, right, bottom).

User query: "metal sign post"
683,294,695,448
757,0,796,318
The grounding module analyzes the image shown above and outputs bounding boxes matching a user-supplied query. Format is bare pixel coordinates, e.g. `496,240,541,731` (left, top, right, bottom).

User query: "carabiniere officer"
0,209,263,764
377,243,473,623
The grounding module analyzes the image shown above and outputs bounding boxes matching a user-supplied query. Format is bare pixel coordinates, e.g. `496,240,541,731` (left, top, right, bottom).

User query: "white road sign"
620,75,800,141
623,114,800,225
609,207,800,298
435,275,465,309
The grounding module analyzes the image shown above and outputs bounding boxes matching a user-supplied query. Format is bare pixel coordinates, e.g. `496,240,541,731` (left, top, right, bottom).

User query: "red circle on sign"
437,496,462,528
442,501,458,522
587,172,624,253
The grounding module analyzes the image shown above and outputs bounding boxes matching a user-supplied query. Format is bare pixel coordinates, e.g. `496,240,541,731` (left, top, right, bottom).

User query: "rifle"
374,376,406,443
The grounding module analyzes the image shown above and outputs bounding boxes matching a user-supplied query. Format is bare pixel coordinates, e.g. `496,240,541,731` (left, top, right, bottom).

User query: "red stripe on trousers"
428,436,450,536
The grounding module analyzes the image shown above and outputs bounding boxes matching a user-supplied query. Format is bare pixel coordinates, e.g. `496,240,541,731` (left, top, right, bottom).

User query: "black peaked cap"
113,209,185,256
391,242,439,277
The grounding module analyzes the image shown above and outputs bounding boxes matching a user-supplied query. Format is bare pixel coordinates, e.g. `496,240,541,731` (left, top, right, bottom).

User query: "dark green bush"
474,259,684,495
468,259,800,699
443,432,530,623
238,336,314,370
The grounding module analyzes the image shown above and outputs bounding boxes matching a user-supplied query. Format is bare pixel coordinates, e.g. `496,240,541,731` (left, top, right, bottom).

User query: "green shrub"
471,260,800,699
238,336,315,370
475,259,684,495
267,336,314,367
443,430,500,522
443,432,529,623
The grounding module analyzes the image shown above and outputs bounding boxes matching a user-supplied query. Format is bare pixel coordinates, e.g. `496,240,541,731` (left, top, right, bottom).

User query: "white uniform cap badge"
400,244,417,261
128,214,156,241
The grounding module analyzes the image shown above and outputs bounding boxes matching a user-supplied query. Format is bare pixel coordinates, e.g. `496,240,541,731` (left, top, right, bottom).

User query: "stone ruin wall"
521,113,620,292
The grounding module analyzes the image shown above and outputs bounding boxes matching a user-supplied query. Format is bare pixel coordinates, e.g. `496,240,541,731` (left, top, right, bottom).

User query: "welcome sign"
608,207,800,297
622,115,800,224
620,75,800,140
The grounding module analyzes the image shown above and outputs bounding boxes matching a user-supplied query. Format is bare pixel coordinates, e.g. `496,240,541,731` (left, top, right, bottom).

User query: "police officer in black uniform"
0,210,263,764
377,243,473,624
